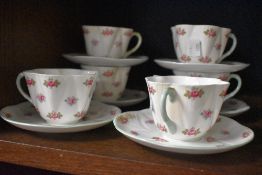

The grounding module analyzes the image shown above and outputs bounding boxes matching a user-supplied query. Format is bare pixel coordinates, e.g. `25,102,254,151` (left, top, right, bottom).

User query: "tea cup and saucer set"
113,24,254,154
1,69,121,133
154,24,250,117
63,25,148,107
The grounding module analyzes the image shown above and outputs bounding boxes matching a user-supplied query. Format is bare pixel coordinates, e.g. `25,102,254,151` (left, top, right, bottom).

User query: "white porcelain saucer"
154,59,249,73
113,109,254,154
0,101,121,133
63,53,148,67
220,98,250,117
102,89,148,107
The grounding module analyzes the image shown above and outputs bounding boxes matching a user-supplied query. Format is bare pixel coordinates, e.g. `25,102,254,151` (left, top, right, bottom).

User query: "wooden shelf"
0,96,261,175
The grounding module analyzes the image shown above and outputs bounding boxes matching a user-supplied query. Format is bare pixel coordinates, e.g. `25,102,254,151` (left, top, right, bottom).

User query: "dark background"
0,0,261,174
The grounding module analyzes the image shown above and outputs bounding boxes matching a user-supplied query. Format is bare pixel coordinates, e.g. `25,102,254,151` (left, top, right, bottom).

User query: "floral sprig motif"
117,114,134,124
148,86,156,95
36,94,46,103
83,77,94,87
201,110,213,119
218,74,229,81
26,78,35,86
103,70,114,77
124,31,133,37
74,111,86,118
206,136,216,142
44,78,60,88
152,137,168,142
157,123,167,132
184,87,204,100
204,28,217,38
47,111,63,120
182,127,201,136
102,91,113,97
176,27,186,36
215,43,222,50
114,41,122,48
219,89,228,97
180,54,191,62
91,39,99,46
130,130,139,136
199,56,212,63
102,28,114,36
65,96,78,106
242,131,251,138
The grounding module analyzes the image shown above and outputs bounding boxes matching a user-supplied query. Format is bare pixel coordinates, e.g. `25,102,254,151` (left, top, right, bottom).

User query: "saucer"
220,98,250,117
63,53,148,67
154,59,249,73
102,89,148,107
113,109,254,154
0,101,121,133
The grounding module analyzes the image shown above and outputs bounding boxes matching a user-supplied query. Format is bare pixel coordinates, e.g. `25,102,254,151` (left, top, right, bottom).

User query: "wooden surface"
0,96,261,175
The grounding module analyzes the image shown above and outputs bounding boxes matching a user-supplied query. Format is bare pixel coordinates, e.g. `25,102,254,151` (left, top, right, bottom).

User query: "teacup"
81,65,130,102
171,24,237,64
16,69,97,125
173,71,241,100
82,25,142,58
146,76,232,141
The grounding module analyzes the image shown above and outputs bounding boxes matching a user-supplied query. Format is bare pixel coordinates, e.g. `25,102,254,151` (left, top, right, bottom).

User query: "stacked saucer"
155,24,250,117
63,26,148,107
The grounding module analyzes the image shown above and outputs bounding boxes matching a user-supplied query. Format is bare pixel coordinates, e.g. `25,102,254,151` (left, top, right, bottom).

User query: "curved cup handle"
123,32,142,58
16,73,33,104
224,74,242,101
216,33,237,63
160,87,177,134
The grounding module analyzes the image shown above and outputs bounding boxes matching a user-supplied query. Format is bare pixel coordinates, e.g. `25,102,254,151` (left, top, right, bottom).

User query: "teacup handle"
224,74,242,101
216,33,237,63
160,87,177,134
16,73,33,103
123,32,142,58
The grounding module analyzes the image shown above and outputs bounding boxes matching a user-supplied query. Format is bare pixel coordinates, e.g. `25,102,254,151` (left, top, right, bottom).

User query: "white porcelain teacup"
146,76,232,141
81,65,131,102
173,71,241,100
171,24,237,64
16,69,97,125
82,25,142,58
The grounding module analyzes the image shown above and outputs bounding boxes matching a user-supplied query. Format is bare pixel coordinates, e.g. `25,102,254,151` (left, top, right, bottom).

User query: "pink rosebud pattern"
65,96,78,106
124,31,133,37
221,129,230,135
91,39,99,46
206,136,216,142
219,89,228,97
112,81,121,87
218,74,229,81
204,28,217,38
148,86,156,95
83,77,94,86
199,56,212,63
130,130,139,136
74,111,86,118
47,111,63,120
182,127,201,136
201,109,213,119
102,91,113,97
36,94,46,103
145,119,154,124
110,110,116,116
180,54,191,62
103,70,114,77
114,41,122,48
157,123,167,132
184,87,204,100
102,28,114,36
176,27,186,36
242,131,251,138
152,137,168,142
26,78,35,86
215,43,222,50
44,78,60,88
